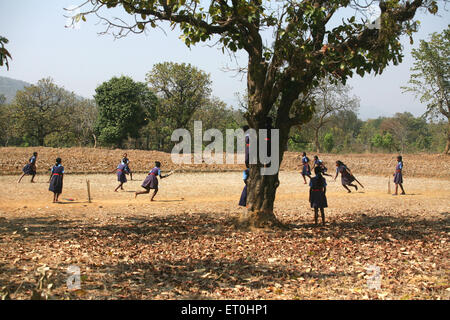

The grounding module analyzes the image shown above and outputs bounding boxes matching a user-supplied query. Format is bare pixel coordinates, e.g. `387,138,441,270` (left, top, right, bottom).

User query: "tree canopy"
402,25,449,153
94,76,157,148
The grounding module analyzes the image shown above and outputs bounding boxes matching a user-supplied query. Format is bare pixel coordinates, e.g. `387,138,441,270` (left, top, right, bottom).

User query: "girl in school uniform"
239,168,250,207
334,160,358,193
113,161,127,192
300,152,311,184
135,161,169,201
309,166,328,226
48,157,64,203
393,155,406,195
121,153,133,180
18,152,38,183
311,155,332,177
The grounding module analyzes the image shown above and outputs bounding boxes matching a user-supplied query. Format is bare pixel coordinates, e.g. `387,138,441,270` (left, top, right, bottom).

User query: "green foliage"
403,26,449,121
94,76,156,147
11,78,79,146
323,132,335,152
144,62,212,151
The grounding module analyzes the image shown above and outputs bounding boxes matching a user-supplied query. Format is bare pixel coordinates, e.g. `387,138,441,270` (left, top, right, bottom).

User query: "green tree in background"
323,132,335,153
146,62,212,152
403,26,450,153
12,78,77,146
94,76,156,148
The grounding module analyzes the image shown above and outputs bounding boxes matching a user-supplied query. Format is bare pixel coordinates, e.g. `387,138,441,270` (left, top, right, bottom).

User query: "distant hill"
0,76,88,103
0,76,31,103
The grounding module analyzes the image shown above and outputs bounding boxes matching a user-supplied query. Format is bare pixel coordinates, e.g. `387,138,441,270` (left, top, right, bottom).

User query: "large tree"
94,76,156,148
12,78,77,146
145,62,212,151
75,0,444,227
402,26,449,154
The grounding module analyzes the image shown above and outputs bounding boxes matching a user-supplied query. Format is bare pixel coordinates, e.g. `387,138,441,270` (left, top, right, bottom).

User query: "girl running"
48,157,64,203
113,161,127,192
311,155,332,177
300,152,311,184
135,161,170,201
122,153,133,180
334,160,358,193
18,152,38,183
393,155,406,195
309,166,328,226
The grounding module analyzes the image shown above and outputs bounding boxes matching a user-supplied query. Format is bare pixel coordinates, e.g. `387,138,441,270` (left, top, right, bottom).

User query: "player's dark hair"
56,157,62,164
155,161,161,167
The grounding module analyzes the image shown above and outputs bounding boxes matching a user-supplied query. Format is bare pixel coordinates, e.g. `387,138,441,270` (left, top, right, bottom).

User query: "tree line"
0,64,446,154
0,62,245,151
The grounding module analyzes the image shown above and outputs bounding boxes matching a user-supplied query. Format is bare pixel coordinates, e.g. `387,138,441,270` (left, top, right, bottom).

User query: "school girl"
311,155,332,177
135,161,169,201
393,155,406,195
239,168,249,207
334,160,358,193
301,152,311,184
113,161,128,192
309,166,328,226
122,153,133,180
18,152,38,183
48,157,64,203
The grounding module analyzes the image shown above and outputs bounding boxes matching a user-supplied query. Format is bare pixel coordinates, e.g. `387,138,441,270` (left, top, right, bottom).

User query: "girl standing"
122,153,133,180
300,152,311,184
334,160,358,193
18,152,38,183
309,167,328,226
135,161,169,201
48,157,64,203
239,168,249,207
393,156,406,195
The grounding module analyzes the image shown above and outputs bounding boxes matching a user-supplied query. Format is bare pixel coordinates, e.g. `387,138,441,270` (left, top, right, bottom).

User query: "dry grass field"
1,147,449,179
0,168,449,300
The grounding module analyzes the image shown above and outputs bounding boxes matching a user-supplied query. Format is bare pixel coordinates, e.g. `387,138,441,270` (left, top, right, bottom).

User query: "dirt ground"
0,171,449,300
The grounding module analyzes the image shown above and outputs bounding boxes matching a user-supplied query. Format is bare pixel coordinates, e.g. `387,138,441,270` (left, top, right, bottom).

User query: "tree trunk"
314,128,320,153
238,124,289,229
445,120,450,154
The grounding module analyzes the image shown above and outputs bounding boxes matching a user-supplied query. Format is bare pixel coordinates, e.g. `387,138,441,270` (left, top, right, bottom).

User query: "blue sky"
0,0,448,120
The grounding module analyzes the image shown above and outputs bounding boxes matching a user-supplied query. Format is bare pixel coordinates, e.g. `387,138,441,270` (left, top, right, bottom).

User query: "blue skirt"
49,175,63,194
22,164,36,175
309,190,328,208
117,171,127,183
394,172,403,184
142,174,158,189
239,185,247,206
301,165,311,176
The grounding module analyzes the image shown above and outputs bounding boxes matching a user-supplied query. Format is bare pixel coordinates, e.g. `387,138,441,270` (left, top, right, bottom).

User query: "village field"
0,148,449,300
